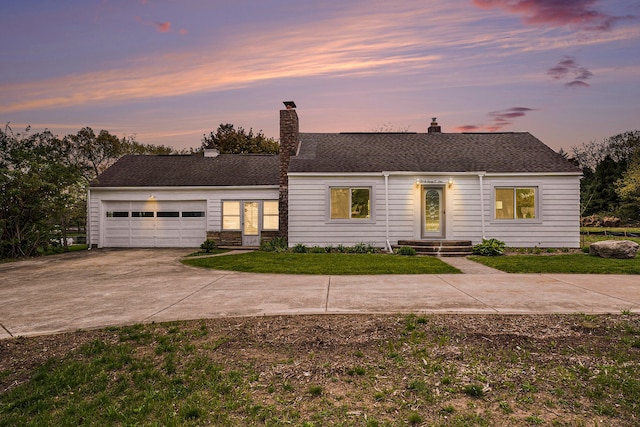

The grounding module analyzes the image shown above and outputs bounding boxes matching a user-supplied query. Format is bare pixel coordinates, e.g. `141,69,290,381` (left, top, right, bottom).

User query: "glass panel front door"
423,187,444,238
243,201,260,246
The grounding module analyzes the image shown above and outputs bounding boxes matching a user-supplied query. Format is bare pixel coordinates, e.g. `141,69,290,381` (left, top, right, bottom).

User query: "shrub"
260,236,288,252
200,239,217,253
353,242,377,254
292,243,308,253
310,246,326,253
472,238,506,256
396,246,417,256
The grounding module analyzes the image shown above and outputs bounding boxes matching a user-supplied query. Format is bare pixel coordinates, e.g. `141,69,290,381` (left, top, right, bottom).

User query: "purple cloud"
455,107,537,132
473,0,631,31
547,56,593,88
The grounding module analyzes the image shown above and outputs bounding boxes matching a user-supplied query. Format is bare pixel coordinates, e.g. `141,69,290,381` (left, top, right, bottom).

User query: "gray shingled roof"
290,132,581,174
91,154,280,187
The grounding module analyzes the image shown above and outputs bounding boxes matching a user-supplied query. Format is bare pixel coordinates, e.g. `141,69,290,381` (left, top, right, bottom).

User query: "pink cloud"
135,16,186,35
472,0,630,31
546,56,593,88
154,22,171,33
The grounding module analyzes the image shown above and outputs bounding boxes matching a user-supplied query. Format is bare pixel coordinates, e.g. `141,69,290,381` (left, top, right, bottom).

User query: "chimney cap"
283,101,297,109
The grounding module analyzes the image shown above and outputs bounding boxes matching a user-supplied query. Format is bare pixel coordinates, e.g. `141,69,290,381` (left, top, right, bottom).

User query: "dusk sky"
1,0,639,152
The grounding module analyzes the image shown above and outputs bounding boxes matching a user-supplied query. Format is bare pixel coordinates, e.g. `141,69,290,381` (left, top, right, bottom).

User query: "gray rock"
589,240,639,259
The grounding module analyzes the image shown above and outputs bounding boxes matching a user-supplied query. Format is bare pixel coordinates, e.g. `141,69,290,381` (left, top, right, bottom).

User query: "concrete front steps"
393,240,474,257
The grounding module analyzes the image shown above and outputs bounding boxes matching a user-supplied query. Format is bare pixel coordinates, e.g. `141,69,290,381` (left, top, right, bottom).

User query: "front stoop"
394,240,473,257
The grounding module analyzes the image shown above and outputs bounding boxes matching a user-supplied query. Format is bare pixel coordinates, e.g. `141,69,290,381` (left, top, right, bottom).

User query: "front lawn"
470,253,640,274
182,251,460,274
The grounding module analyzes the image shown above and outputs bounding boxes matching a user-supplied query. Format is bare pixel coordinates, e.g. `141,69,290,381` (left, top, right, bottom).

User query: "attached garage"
88,154,281,249
103,201,206,248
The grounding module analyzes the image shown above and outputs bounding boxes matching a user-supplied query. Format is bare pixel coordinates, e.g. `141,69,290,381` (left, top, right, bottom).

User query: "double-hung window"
222,201,241,230
262,201,279,230
495,187,536,220
330,187,371,220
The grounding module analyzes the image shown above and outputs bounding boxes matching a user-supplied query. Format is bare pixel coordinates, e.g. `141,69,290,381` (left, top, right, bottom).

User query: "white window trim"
490,182,543,224
325,182,376,224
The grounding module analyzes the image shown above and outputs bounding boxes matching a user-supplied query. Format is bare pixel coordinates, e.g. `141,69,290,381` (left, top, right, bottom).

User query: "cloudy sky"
1,0,638,152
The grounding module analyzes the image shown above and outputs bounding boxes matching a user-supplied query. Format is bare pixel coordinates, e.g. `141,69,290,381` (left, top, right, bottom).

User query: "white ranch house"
88,103,582,251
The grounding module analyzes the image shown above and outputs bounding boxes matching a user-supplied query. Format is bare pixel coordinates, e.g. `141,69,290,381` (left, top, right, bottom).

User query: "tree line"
570,130,640,222
0,124,278,259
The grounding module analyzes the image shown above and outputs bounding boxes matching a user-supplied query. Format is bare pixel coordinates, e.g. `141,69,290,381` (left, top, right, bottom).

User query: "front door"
242,201,260,246
422,187,444,238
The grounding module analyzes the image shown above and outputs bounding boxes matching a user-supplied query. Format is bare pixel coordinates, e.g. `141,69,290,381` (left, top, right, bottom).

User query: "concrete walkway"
0,249,638,339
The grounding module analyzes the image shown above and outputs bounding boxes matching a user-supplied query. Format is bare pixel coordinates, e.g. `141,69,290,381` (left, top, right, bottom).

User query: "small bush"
200,239,217,253
396,246,416,256
472,238,506,256
292,243,308,253
310,246,326,253
260,236,288,252
353,242,377,254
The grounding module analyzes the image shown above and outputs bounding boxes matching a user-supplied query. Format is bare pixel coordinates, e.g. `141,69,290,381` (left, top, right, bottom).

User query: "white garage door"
103,201,206,248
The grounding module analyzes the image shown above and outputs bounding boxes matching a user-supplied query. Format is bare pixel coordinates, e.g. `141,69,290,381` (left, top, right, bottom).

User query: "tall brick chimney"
428,117,441,133
279,101,299,238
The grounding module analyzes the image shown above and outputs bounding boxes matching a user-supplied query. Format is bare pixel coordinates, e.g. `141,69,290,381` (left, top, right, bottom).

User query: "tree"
201,124,279,154
68,127,177,183
572,130,640,219
1,126,85,258
616,153,640,220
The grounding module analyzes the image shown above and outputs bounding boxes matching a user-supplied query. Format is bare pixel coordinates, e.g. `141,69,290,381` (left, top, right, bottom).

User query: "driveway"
1,249,638,339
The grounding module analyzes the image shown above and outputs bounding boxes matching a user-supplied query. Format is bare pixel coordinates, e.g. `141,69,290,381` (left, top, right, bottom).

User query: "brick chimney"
428,117,441,133
279,101,299,237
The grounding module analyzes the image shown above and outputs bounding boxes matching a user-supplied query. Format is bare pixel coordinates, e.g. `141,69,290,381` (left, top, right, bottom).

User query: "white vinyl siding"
289,177,384,247
288,174,581,249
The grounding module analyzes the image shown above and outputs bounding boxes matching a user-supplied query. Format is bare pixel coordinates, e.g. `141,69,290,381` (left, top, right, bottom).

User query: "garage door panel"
103,201,206,248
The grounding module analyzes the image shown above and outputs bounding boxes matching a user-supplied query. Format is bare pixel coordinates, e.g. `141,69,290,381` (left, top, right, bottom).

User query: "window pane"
157,211,179,218
495,188,514,219
182,211,205,217
106,211,128,218
516,188,536,219
263,201,278,215
131,211,154,218
263,216,279,230
351,188,370,219
331,188,350,219
223,201,240,215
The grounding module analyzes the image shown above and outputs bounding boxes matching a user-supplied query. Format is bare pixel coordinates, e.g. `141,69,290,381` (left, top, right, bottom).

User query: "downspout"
86,188,91,250
478,172,486,240
383,172,393,253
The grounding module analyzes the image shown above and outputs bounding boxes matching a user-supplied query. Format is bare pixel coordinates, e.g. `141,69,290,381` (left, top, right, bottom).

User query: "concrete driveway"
1,249,638,339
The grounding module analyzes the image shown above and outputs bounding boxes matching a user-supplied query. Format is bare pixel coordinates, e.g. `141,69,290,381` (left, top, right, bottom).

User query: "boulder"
589,240,639,259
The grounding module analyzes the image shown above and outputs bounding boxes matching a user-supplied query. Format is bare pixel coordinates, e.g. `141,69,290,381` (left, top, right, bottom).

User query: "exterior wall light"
448,177,453,188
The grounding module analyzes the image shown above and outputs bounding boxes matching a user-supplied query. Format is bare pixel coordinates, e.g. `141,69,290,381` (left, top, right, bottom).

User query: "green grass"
182,251,460,274
2,314,639,426
470,253,640,274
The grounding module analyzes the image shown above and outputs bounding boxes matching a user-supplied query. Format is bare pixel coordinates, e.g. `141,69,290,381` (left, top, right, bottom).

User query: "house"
88,102,582,250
